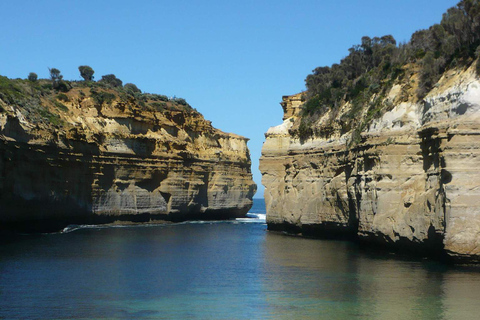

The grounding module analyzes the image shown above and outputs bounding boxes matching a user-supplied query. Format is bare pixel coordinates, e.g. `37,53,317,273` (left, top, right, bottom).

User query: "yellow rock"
0,85,256,231
260,64,480,262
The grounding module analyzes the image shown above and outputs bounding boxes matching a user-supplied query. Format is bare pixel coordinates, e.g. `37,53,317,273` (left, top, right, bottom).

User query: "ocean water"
1,198,480,320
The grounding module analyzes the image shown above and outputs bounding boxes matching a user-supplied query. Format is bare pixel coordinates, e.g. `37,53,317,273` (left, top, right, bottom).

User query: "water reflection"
262,231,480,320
2,223,480,319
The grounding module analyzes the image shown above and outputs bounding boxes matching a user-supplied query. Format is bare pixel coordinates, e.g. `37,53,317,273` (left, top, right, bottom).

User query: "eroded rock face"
260,66,480,262
0,87,256,231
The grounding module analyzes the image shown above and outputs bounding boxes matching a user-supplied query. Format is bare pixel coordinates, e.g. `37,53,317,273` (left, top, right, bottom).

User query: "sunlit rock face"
0,88,256,232
260,66,480,262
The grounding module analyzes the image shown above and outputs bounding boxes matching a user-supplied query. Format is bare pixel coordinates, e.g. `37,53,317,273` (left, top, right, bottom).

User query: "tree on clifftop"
48,68,70,92
28,72,38,82
49,68,62,83
100,74,122,87
78,65,94,81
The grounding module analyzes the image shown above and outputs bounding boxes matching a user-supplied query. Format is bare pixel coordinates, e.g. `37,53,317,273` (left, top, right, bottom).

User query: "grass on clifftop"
0,72,197,128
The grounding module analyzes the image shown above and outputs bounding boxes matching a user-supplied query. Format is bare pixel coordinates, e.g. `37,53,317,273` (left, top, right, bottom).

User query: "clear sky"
1,0,458,198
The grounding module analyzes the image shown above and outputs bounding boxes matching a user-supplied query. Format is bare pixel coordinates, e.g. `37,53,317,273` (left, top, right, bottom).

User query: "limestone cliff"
0,78,256,232
260,64,480,262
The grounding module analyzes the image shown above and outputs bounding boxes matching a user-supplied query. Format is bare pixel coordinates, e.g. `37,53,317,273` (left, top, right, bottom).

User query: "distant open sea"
2,198,480,319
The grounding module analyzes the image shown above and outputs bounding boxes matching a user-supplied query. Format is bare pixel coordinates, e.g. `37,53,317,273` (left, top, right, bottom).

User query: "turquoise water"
1,199,480,319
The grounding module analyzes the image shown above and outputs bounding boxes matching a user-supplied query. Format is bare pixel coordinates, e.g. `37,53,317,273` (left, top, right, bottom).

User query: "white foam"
60,214,267,233
61,224,97,233
246,213,266,220
236,213,266,223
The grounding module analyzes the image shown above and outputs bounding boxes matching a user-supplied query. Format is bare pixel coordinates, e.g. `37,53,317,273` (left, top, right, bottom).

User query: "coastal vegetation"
78,65,94,81
298,0,480,140
27,72,38,82
0,66,194,128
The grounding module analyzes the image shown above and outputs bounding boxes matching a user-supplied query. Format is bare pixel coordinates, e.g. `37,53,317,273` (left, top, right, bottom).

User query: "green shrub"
54,80,70,92
38,107,63,126
41,83,53,92
91,89,116,105
172,97,188,106
49,68,63,82
78,65,94,81
56,93,69,102
156,94,169,102
54,101,68,112
100,74,122,87
297,118,314,139
124,83,141,94
28,72,38,82
0,76,25,105
150,102,167,111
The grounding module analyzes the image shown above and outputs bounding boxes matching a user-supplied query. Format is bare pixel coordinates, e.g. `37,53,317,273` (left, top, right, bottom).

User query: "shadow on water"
262,231,480,320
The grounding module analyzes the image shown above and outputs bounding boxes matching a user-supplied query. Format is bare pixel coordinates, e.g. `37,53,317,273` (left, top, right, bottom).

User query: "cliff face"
0,82,256,231
260,65,480,262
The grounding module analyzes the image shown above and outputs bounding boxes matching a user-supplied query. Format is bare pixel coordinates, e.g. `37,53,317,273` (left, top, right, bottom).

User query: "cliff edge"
0,77,256,232
260,63,480,262
260,0,480,263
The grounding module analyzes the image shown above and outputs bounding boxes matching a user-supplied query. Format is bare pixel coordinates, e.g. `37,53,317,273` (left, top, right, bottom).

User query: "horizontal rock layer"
260,65,480,262
0,86,256,232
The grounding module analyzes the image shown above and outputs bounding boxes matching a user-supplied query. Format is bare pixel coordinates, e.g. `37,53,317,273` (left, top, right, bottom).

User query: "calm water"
2,199,480,319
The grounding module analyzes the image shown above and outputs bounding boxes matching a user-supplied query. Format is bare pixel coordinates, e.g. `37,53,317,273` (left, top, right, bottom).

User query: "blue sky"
1,0,457,197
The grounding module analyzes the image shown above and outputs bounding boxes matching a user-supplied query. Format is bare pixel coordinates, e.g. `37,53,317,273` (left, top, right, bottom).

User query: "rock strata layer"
260,65,480,263
0,85,256,232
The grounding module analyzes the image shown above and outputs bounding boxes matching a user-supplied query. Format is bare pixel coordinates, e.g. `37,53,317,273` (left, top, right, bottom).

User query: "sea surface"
2,198,480,319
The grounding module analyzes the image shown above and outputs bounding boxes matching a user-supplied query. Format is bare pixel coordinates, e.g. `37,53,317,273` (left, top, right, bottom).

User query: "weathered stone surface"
260,65,480,262
0,87,256,231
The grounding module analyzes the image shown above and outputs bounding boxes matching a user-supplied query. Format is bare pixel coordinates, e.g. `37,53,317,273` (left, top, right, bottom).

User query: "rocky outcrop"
0,84,256,232
260,65,480,262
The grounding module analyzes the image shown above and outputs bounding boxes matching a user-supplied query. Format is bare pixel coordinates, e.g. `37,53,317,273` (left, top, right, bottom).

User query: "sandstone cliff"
0,78,256,232
260,64,480,262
